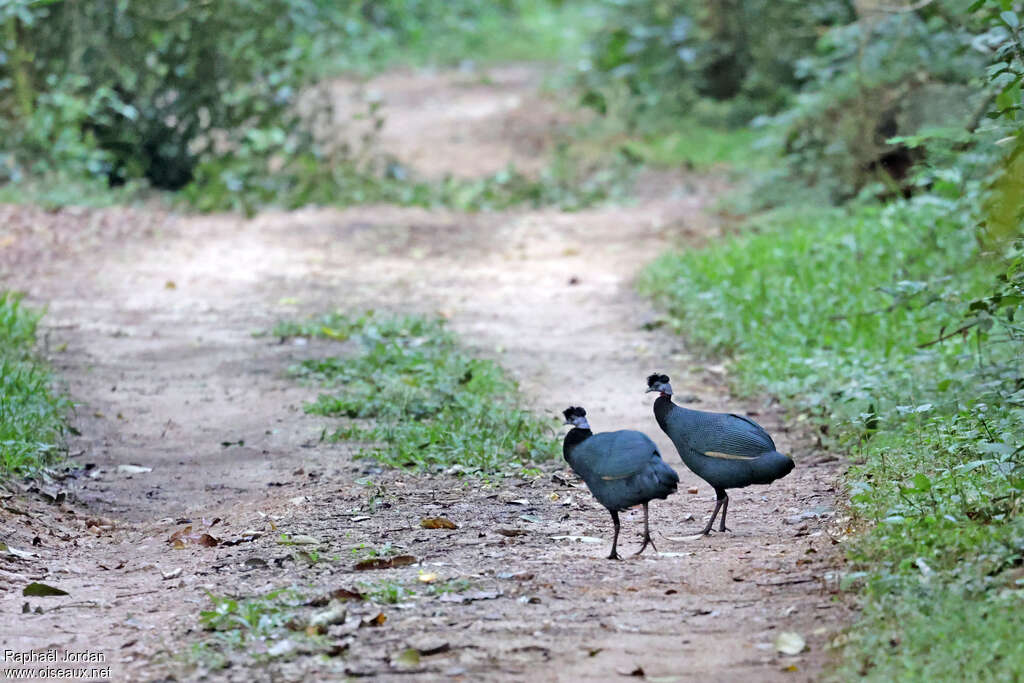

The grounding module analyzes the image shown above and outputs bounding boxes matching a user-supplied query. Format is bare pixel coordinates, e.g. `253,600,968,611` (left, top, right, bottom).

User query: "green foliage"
195,587,335,664
838,584,1024,680
641,194,1023,679
280,312,558,473
766,6,991,202
0,292,69,477
0,0,591,210
0,0,331,190
577,0,853,128
185,146,638,216
621,121,768,170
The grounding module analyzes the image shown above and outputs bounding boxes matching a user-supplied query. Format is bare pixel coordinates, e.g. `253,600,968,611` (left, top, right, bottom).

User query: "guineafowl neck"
653,395,676,431
562,427,592,462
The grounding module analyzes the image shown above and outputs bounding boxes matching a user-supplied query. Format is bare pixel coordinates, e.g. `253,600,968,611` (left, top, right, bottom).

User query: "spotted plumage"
562,406,679,559
646,373,794,535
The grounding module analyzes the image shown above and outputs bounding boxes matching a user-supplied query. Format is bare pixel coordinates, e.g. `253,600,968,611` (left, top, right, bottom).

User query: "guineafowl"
562,406,679,559
646,373,794,536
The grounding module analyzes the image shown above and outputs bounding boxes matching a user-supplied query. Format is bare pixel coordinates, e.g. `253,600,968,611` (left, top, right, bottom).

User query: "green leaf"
912,473,932,492
1001,11,1020,29
23,582,69,597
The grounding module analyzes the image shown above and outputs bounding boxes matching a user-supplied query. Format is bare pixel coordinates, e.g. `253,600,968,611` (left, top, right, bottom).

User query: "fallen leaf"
687,487,699,494
550,535,604,544
267,639,296,657
309,604,348,631
167,525,220,549
362,612,387,627
438,589,502,604
161,568,182,580
496,529,526,537
330,588,365,601
23,582,69,597
420,517,457,530
775,631,806,655
417,642,451,657
85,517,116,530
418,572,438,583
277,534,321,545
391,648,420,668
117,464,152,475
508,499,530,506
354,555,416,571
618,666,645,677
3,543,36,560
164,280,176,290
197,534,219,547
221,530,261,546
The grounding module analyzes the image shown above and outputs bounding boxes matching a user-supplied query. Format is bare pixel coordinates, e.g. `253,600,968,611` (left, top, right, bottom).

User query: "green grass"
193,587,339,667
279,312,558,474
0,175,156,210
639,197,1024,680
318,0,601,77
624,123,769,170
184,145,637,216
0,292,69,476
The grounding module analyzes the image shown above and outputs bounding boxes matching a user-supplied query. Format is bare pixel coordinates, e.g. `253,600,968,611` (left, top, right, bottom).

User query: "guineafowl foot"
718,524,731,533
633,535,658,556
607,549,623,560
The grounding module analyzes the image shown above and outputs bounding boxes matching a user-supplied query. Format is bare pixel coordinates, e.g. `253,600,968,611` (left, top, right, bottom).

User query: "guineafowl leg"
607,510,623,560
634,503,658,555
719,494,731,532
699,488,728,535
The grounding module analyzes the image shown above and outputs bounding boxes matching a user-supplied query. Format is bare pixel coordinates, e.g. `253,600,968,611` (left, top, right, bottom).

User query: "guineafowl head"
646,373,673,396
562,406,590,429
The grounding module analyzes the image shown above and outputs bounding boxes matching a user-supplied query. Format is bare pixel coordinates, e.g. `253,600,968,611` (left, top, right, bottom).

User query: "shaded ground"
0,65,848,681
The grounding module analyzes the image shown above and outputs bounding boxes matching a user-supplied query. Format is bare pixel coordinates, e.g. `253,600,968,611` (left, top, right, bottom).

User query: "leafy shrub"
0,0,580,208
577,0,853,129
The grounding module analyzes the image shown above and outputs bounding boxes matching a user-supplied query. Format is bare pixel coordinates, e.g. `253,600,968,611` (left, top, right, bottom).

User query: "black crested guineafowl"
562,406,679,559
646,373,794,536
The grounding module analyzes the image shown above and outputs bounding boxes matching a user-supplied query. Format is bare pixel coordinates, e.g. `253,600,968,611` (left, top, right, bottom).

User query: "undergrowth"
0,292,69,477
639,196,1024,679
277,312,558,474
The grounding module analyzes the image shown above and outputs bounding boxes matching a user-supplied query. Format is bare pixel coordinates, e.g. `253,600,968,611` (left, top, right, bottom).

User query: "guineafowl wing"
688,412,776,459
571,431,659,480
570,431,677,510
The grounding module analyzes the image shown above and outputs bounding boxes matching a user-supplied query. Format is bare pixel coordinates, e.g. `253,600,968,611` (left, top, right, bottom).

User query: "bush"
0,0,578,208
577,0,853,129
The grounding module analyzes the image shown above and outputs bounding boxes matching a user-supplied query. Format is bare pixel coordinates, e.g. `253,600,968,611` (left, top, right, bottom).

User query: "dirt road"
0,65,846,681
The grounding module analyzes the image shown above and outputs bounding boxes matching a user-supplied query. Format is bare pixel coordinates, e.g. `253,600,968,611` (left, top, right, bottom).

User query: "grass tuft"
280,312,558,474
0,292,69,477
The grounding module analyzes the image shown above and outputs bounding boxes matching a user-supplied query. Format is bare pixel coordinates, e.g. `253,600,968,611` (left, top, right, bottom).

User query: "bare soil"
0,65,848,682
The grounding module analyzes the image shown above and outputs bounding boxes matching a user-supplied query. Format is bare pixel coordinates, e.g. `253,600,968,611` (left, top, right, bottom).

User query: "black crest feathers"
562,406,587,420
646,373,670,386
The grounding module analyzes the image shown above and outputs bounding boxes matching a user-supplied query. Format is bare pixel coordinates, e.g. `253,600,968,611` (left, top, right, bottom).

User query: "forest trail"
0,65,846,681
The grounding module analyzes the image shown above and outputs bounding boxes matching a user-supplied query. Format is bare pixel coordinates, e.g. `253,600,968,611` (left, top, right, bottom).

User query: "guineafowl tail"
647,459,680,500
748,451,795,485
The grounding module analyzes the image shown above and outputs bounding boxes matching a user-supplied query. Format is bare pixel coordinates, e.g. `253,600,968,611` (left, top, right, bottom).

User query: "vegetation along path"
0,66,846,680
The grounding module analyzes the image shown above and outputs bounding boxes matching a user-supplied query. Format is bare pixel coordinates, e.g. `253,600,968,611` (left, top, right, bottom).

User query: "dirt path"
0,65,846,681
